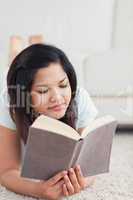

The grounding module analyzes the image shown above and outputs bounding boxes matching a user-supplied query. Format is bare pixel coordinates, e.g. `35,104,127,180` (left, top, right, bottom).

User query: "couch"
82,48,133,128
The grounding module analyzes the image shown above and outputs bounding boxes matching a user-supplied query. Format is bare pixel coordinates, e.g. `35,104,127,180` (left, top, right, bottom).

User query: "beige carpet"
0,132,133,200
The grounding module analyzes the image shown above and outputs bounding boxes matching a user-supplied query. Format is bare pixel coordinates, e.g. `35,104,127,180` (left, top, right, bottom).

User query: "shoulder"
75,86,90,102
74,86,98,129
75,86,95,110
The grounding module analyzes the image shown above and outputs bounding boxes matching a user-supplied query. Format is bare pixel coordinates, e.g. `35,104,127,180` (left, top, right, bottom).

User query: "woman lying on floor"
0,43,98,200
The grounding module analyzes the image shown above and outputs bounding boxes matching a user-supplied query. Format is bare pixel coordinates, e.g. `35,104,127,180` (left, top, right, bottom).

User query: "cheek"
65,90,72,103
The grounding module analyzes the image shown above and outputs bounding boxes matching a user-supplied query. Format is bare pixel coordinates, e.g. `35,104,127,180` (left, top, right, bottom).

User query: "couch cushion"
83,48,133,96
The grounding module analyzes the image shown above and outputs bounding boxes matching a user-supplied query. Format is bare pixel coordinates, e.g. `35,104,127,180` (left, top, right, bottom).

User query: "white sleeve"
0,68,16,130
76,87,98,129
0,103,16,130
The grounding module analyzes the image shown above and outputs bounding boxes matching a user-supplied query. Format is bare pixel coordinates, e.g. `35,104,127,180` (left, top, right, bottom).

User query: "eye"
59,83,68,88
38,89,48,94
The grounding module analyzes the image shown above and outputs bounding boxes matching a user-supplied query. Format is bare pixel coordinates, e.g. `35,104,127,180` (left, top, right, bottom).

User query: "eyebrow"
35,77,67,87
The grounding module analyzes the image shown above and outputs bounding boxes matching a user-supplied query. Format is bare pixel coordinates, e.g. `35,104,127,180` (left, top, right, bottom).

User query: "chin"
51,110,66,119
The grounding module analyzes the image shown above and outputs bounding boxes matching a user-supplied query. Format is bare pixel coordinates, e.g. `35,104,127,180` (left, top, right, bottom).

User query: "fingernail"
64,175,68,179
63,171,68,175
77,165,80,170
69,168,73,173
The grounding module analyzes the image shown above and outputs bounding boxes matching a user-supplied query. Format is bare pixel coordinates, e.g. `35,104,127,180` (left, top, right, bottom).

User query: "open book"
21,115,117,180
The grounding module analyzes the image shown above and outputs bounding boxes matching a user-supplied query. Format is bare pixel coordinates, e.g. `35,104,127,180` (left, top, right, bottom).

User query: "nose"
50,88,63,103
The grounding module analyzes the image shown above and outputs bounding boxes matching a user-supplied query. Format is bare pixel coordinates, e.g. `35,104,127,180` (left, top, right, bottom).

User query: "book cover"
21,115,117,180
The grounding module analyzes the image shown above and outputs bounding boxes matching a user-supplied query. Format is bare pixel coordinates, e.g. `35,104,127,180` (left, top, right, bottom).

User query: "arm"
0,125,71,200
0,125,41,198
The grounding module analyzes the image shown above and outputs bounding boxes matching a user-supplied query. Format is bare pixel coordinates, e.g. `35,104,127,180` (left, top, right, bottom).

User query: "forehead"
33,63,68,86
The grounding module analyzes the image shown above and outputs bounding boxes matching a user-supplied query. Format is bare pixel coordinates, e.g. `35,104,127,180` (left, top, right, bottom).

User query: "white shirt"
0,70,98,131
75,86,98,129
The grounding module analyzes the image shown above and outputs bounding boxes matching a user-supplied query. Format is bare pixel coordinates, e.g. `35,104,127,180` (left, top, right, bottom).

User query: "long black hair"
7,44,78,144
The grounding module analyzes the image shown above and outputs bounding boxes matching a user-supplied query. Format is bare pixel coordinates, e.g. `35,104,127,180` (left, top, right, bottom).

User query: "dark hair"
7,44,78,144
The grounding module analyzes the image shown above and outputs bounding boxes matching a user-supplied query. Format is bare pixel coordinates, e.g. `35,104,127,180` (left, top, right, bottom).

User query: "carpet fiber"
0,132,133,200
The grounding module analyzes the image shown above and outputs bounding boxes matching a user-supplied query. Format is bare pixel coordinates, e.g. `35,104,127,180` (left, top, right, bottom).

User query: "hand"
62,165,96,197
37,170,67,200
73,165,96,188
62,165,86,196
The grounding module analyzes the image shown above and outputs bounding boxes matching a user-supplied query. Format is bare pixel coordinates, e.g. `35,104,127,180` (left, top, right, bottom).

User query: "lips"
49,104,65,111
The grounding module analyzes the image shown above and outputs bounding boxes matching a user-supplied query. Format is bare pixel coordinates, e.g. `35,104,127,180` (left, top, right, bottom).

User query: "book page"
32,115,81,141
81,115,117,138
75,122,116,176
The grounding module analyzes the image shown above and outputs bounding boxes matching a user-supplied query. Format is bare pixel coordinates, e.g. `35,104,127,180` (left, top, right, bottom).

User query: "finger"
53,180,65,191
74,165,85,188
68,168,81,193
47,171,67,186
63,175,74,195
62,184,69,196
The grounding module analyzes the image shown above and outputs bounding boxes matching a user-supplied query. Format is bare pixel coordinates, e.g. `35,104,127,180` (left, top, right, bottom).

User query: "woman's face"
30,62,72,119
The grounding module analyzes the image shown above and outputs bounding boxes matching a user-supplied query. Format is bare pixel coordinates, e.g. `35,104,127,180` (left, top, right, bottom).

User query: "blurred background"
0,0,133,128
